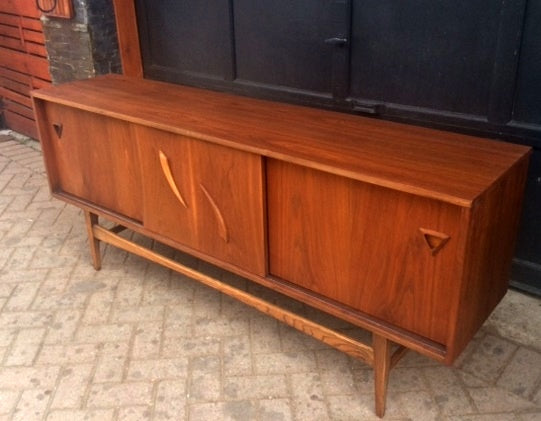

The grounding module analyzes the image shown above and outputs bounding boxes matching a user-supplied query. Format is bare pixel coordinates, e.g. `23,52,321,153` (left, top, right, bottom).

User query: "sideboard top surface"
32,74,531,207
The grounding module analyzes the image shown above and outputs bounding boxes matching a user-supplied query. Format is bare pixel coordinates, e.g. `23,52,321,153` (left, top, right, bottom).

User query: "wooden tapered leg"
373,333,392,418
84,211,101,270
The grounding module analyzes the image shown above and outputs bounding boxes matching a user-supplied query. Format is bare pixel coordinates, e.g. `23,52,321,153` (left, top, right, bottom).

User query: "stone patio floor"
0,129,540,420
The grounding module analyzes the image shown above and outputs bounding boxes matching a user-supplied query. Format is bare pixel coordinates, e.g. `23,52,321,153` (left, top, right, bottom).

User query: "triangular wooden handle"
52,123,63,138
419,228,450,256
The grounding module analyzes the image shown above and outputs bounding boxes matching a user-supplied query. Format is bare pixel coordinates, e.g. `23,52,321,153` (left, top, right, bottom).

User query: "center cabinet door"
136,126,266,275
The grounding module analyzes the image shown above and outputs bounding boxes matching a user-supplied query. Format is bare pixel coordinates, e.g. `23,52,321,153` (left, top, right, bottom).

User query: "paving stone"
193,315,250,337
327,394,402,421
396,390,440,421
485,290,541,351
191,354,221,374
460,334,517,383
0,267,48,284
0,234,41,249
496,347,541,399
112,305,165,323
156,378,187,403
37,343,101,365
250,315,282,354
162,336,220,358
117,405,152,420
221,294,255,319
32,289,88,311
280,324,329,352
4,282,41,311
93,342,130,383
4,338,40,366
189,400,257,421
317,369,356,396
3,219,36,240
46,409,115,421
75,323,133,344
0,310,54,329
223,335,253,376
81,289,115,325
131,322,163,359
223,375,288,400
468,387,538,413
29,249,79,270
0,389,19,415
289,372,330,420
40,273,71,293
188,373,221,402
44,309,83,344
114,280,144,308
12,388,52,421
87,382,153,408
315,348,353,371
0,330,16,347
423,367,475,415
258,398,294,421
445,414,520,421
4,247,36,271
519,412,541,421
534,387,541,406
50,364,93,409
14,327,46,344
142,282,186,306
254,351,317,374
127,358,188,381
165,303,195,328
457,370,491,388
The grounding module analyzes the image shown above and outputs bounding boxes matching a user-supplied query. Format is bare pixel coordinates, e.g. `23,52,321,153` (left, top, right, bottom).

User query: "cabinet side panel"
267,160,465,345
32,98,61,192
446,155,530,363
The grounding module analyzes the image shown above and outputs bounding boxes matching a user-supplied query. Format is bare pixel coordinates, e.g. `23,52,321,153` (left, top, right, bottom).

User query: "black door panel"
136,0,234,82
349,1,500,116
233,0,335,94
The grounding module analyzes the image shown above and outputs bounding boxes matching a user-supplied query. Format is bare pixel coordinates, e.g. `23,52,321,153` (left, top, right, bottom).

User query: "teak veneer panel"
31,74,528,207
136,125,266,275
38,102,143,222
267,160,467,345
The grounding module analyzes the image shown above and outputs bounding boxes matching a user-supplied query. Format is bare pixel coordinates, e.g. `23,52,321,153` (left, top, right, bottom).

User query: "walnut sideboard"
32,74,530,417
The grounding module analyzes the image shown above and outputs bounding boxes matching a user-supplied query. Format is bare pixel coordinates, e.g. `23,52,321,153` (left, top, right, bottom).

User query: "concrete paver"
0,130,540,420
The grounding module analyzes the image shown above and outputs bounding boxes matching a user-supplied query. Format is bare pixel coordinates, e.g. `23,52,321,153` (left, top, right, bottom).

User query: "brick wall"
42,0,121,84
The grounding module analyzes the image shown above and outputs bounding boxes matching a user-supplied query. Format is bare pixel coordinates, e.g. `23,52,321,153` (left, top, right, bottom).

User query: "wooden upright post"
373,333,392,417
84,211,101,270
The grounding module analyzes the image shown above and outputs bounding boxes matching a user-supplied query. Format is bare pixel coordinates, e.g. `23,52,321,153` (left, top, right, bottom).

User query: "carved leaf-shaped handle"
159,150,188,208
199,183,229,243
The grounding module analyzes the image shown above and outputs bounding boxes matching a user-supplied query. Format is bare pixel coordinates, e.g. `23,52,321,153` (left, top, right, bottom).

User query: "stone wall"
42,0,121,84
